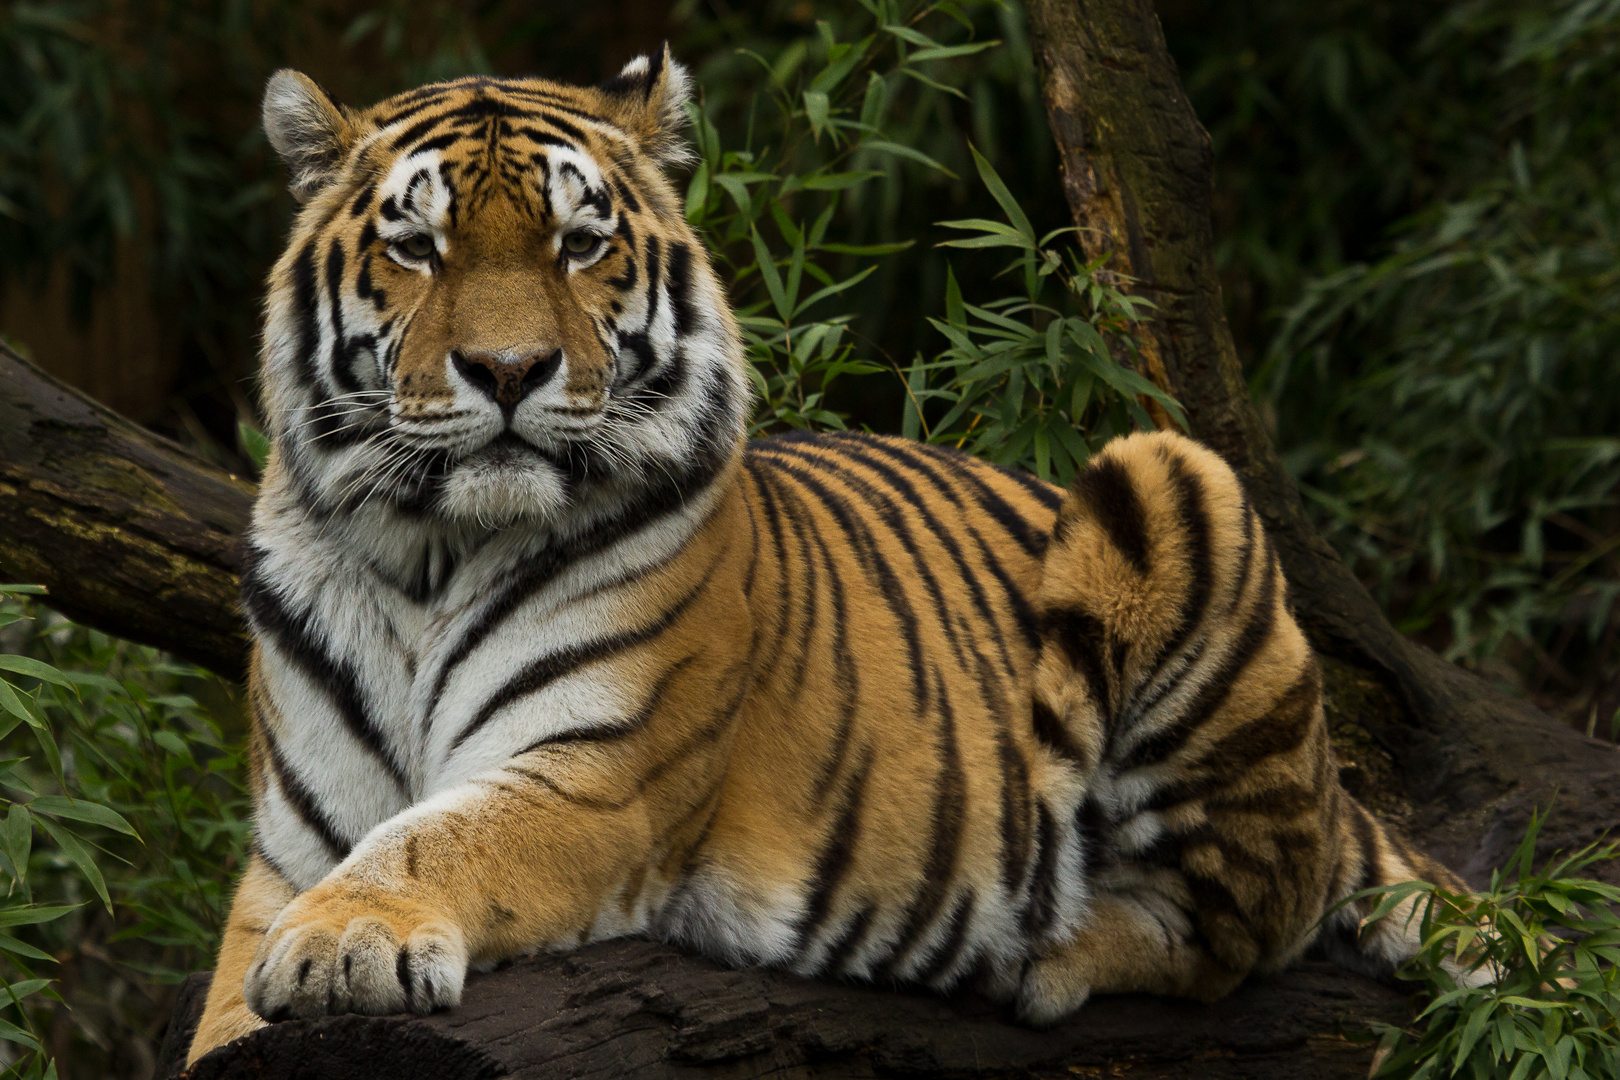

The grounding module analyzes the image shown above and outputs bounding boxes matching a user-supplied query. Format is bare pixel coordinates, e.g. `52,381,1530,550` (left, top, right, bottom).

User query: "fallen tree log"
159,940,1409,1080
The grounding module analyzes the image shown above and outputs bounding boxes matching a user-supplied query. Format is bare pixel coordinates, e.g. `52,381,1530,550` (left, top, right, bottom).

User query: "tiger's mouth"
474,431,541,466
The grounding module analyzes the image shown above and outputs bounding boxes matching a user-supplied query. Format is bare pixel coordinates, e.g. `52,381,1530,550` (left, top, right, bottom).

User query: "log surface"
161,940,1408,1080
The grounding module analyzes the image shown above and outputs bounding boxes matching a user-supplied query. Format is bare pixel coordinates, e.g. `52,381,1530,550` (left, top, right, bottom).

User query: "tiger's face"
259,51,747,531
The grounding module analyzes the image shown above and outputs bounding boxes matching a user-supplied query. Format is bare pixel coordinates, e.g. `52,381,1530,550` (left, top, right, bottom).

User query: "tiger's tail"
1316,791,1477,981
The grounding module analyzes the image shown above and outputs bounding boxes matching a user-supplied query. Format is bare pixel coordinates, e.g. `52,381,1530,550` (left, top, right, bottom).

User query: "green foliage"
0,588,249,1078
681,0,1005,431
907,146,1177,484
1175,0,1620,706
681,0,1168,466
1354,814,1620,1080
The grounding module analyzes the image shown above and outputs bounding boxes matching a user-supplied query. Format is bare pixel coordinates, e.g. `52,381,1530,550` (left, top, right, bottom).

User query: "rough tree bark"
1022,0,1620,882
0,2,1616,1077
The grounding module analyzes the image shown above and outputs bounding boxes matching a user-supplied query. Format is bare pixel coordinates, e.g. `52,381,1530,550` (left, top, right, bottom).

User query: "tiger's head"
258,50,747,534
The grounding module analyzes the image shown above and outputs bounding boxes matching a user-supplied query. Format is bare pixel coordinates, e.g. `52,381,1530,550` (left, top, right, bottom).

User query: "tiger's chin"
437,455,570,529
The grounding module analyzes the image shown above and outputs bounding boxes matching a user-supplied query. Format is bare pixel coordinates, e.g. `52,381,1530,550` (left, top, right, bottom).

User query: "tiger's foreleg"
238,733,726,1025
187,854,295,1063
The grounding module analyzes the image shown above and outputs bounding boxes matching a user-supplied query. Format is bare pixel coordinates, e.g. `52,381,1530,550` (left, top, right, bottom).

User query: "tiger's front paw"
244,882,467,1022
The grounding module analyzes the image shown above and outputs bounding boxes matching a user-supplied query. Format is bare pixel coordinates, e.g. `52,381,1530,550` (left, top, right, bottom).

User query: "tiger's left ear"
263,70,358,203
596,44,695,168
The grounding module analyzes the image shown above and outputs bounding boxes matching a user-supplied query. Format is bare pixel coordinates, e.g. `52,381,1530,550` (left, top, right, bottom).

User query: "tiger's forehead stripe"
378,86,625,156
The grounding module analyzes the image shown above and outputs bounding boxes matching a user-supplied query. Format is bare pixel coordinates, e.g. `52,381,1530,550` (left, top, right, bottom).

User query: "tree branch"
0,343,252,682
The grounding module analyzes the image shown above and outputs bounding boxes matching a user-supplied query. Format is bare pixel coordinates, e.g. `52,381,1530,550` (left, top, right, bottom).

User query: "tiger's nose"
450,348,563,411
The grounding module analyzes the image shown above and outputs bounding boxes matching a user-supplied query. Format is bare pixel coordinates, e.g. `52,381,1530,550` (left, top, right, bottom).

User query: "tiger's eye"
398,233,435,259
562,231,599,255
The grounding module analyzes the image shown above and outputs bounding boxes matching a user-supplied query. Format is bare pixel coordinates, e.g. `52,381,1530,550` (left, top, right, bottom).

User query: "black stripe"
795,748,873,948
1114,535,1280,771
909,441,1052,557
450,553,721,751
1042,606,1114,724
876,667,966,977
1186,870,1251,929
819,906,875,976
772,462,822,699
263,726,349,861
666,241,696,336
825,434,1043,654
742,460,799,696
424,447,729,719
1348,799,1383,897
910,890,975,985
1175,820,1291,884
1150,451,1216,674
978,453,1064,512
1019,802,1061,938
325,241,362,396
793,483,861,805
390,112,452,152
1075,795,1109,879
613,178,642,214
1071,454,1150,573
1031,697,1089,770
289,243,320,393
740,467,761,600
762,442,971,671
994,704,1032,894
413,130,464,154
1195,665,1321,774
241,548,408,791
817,436,1016,676
511,654,694,758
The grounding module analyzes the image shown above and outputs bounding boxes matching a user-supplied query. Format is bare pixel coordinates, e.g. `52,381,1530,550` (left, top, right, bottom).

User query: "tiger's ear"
596,44,695,168
262,70,357,203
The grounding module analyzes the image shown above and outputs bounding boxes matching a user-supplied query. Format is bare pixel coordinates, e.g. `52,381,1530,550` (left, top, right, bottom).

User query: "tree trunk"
159,941,1409,1080
1022,0,1620,883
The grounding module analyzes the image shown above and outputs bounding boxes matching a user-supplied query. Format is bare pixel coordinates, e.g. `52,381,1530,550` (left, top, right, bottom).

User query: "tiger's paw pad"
244,888,467,1021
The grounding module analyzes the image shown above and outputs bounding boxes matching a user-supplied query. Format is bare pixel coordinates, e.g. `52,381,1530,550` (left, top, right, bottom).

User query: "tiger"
187,47,1467,1065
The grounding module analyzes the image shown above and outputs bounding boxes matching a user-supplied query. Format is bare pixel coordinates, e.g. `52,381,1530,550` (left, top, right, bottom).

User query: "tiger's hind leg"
1016,883,1247,1024
1018,430,1341,1023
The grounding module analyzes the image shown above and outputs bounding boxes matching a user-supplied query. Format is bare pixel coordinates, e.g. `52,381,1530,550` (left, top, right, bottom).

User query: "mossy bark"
1024,0,1620,880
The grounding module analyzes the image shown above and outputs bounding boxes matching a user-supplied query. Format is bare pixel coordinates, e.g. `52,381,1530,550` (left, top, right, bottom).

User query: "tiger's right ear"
262,70,356,203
